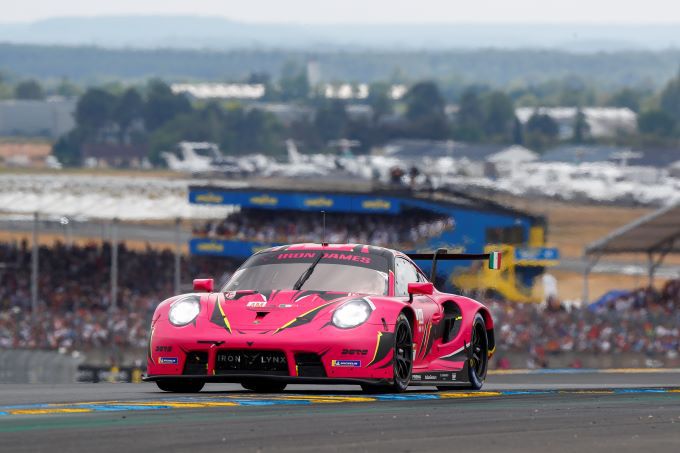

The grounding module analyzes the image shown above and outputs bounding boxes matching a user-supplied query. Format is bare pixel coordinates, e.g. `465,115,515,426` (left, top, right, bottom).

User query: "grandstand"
189,182,560,302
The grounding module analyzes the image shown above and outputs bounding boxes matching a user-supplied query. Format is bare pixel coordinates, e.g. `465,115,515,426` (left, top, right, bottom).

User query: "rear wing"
406,249,501,281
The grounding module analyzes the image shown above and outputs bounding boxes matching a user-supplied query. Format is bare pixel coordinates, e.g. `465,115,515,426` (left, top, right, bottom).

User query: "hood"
205,289,355,332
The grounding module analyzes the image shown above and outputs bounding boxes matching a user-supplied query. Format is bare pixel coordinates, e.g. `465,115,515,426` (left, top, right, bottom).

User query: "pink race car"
145,243,498,393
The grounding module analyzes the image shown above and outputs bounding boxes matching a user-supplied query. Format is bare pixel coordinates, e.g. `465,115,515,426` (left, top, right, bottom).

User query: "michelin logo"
331,360,361,367
158,357,179,365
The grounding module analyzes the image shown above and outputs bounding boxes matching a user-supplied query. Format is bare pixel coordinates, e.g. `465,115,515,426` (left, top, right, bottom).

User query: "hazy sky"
3,0,680,23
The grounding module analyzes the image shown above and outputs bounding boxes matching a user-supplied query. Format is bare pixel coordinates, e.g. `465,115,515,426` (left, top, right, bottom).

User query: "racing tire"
437,313,488,391
241,380,288,393
361,313,413,394
156,379,205,393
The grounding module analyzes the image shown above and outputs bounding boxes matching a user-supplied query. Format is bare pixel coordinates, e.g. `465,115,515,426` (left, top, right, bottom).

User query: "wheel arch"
477,307,496,356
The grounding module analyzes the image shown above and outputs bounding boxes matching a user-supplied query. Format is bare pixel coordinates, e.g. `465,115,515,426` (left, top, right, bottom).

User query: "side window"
394,258,420,296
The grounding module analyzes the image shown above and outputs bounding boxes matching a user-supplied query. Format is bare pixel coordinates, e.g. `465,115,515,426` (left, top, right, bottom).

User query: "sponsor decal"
279,304,293,308
303,197,334,208
361,199,391,210
247,301,268,308
218,352,286,365
225,291,236,300
158,357,178,365
331,360,361,367
341,349,368,356
197,242,225,252
412,372,457,382
195,192,224,204
249,194,278,206
276,252,371,264
155,346,172,353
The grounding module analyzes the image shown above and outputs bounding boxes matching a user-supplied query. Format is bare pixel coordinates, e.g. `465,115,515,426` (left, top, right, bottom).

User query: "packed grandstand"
192,210,455,248
1,241,678,366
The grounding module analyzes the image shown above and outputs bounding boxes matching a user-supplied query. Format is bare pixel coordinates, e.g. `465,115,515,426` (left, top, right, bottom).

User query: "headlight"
168,297,201,326
332,299,374,329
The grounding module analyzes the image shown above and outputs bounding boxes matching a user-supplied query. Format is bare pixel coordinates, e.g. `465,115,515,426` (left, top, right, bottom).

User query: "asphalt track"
1,370,679,453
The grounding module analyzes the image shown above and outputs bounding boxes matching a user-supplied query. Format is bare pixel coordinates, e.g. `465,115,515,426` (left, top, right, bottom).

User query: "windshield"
222,250,389,295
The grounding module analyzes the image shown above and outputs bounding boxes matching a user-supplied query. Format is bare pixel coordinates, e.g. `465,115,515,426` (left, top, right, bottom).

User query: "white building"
171,83,266,100
515,107,637,139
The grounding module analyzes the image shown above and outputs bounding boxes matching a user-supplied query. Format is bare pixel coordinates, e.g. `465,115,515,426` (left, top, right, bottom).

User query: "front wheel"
361,313,413,393
156,379,205,393
241,380,287,393
437,312,488,391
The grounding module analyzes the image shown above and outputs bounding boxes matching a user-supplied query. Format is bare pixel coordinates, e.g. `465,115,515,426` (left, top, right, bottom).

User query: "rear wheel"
361,313,413,393
156,379,205,393
437,313,488,391
241,380,287,393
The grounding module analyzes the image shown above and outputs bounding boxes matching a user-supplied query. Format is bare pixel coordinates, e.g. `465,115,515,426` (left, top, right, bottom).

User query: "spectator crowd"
193,209,455,248
0,241,234,351
1,241,679,365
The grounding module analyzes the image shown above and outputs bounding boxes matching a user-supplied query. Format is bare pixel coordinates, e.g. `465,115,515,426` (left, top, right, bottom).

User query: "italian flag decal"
488,251,501,270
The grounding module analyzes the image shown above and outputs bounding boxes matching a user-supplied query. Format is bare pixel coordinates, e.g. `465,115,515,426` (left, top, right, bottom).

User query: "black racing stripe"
368,332,395,367
209,300,231,333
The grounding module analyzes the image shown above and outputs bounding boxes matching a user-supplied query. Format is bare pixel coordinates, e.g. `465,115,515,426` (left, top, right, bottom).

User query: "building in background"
0,142,59,168
515,107,637,139
0,97,76,139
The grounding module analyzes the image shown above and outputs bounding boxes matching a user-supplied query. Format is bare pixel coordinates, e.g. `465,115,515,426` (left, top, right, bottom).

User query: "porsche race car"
144,243,499,393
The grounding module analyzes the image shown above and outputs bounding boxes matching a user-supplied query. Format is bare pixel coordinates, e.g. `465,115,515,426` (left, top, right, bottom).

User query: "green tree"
455,88,484,141
572,108,590,143
53,128,87,166
405,81,445,121
638,110,676,137
55,78,82,98
144,79,191,131
607,88,644,112
14,79,45,100
659,70,680,122
279,62,309,101
314,100,349,143
367,82,393,122
483,91,515,139
525,112,559,150
75,88,116,132
512,116,524,145
113,88,144,140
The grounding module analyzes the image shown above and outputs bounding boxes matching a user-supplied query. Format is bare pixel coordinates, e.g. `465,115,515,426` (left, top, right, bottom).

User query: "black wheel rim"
469,323,488,378
394,322,412,382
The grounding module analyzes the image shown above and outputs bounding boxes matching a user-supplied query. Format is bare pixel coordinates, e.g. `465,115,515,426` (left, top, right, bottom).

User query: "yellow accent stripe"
274,301,336,334
217,299,231,332
369,331,383,365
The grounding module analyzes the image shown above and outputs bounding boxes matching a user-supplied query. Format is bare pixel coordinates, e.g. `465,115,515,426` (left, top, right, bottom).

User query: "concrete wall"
0,349,82,384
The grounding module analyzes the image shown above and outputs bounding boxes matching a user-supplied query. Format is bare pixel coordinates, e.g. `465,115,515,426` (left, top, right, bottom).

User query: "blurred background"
0,0,678,384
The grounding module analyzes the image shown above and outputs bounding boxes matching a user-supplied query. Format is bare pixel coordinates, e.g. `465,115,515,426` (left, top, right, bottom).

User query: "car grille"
294,353,326,377
183,351,208,375
214,350,288,375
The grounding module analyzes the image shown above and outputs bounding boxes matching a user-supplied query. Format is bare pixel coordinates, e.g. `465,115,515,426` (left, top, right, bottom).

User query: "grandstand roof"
585,202,680,255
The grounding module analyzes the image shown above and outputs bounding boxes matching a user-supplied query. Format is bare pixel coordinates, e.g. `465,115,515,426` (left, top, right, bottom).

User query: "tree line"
50,70,680,166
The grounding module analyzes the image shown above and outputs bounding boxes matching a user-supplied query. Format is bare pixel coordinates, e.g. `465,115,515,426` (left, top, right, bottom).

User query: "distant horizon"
2,14,680,26
3,0,680,24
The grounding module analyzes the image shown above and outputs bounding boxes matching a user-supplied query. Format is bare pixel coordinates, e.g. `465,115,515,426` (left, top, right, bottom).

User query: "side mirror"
407,282,434,296
193,278,214,293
